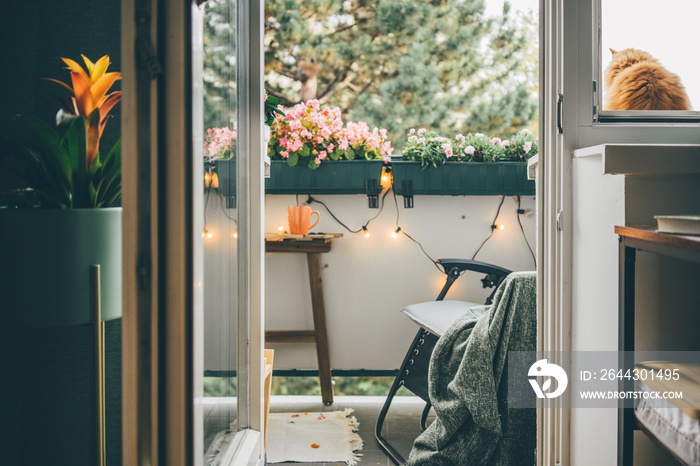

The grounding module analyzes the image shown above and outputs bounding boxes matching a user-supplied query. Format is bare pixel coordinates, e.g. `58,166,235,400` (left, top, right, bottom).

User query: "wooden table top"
615,225,700,252
265,233,343,241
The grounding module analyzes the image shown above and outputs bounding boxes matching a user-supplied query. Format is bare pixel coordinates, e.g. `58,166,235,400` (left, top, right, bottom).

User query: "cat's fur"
604,48,691,111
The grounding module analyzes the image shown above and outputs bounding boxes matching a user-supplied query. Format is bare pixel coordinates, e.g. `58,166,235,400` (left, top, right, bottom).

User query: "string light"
492,223,505,231
391,227,401,238
232,231,238,238
380,166,393,189
277,225,285,233
362,226,371,238
203,227,213,239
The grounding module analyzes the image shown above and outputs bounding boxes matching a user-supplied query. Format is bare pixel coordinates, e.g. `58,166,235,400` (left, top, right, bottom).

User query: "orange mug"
288,205,321,235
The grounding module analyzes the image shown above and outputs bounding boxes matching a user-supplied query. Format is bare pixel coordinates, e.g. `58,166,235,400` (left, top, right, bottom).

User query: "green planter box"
265,159,385,195
391,160,535,196
213,159,236,197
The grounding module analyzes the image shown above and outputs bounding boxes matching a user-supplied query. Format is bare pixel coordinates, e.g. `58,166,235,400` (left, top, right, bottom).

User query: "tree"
264,0,538,149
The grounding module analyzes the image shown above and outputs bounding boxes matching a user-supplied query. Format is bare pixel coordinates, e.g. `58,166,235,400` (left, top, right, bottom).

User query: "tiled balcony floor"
204,394,434,465
268,395,434,466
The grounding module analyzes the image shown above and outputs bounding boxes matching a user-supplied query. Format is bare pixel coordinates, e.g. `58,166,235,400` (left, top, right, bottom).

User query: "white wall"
263,193,536,370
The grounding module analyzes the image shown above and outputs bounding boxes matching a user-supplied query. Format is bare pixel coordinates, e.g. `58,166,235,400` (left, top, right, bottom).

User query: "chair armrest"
436,258,511,277
434,259,512,302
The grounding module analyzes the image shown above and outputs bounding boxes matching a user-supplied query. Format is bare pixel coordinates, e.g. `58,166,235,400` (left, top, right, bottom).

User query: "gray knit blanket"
407,271,537,466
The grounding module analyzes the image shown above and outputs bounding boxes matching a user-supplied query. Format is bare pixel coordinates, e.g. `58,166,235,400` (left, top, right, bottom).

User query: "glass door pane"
200,0,240,458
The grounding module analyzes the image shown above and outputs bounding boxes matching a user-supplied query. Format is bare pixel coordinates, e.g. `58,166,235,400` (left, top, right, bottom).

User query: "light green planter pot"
0,207,122,326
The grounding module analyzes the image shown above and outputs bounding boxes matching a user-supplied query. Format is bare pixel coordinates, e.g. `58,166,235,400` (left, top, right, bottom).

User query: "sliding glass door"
122,0,265,464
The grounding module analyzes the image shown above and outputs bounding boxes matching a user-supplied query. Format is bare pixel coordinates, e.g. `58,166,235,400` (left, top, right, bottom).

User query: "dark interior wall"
0,2,123,464
0,0,122,150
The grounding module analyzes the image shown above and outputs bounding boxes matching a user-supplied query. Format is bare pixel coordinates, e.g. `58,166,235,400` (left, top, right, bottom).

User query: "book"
655,215,700,235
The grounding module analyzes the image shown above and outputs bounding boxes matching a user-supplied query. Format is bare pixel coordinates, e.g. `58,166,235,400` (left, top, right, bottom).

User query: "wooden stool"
263,349,274,448
265,233,342,405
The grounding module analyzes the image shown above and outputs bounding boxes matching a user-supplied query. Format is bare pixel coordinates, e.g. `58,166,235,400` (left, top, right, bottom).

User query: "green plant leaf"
345,147,355,160
288,151,299,167
308,158,319,169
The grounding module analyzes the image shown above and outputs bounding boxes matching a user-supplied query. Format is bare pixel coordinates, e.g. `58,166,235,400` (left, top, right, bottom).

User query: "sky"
486,0,700,110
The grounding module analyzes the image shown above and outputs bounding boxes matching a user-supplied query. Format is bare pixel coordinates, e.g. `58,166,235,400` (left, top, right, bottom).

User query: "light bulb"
203,228,212,239
380,166,393,189
277,225,285,232
391,227,401,238
232,231,238,238
497,224,505,230
365,231,371,238
204,172,212,187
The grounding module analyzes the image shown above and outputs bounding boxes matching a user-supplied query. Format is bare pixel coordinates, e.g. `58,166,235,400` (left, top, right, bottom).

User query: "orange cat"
604,48,691,111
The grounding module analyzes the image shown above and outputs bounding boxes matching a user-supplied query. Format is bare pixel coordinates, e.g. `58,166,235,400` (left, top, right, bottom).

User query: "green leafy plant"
401,128,538,168
264,91,285,126
1,115,121,208
0,55,121,208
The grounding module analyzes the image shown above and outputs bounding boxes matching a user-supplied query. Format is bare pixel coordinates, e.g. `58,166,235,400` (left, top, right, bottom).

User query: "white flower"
523,141,533,153
464,145,475,155
417,128,427,136
521,129,532,135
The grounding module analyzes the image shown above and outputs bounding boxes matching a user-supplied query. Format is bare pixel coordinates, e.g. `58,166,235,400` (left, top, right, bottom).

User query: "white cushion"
401,300,483,336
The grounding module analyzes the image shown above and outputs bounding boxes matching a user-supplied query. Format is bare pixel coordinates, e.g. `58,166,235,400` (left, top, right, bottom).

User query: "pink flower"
327,143,335,153
289,119,302,131
442,143,453,158
280,150,289,158
318,151,327,160
339,139,349,151
500,140,510,147
464,145,475,155
455,134,465,141
490,137,501,145
521,129,532,135
523,141,533,154
417,128,427,136
409,128,416,135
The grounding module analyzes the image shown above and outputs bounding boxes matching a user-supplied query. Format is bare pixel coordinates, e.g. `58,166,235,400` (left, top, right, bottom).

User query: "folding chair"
375,258,512,465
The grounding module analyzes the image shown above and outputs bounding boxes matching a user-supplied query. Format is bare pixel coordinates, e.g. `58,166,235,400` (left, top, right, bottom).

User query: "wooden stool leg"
307,252,334,405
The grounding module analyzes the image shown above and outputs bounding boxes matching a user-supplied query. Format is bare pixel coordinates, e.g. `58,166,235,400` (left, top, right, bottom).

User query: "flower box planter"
390,161,535,197
265,159,385,195
214,159,236,197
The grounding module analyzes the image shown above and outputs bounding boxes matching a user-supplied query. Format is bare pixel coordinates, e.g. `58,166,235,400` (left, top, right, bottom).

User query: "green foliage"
202,0,238,130
265,93,286,126
203,375,415,398
263,0,538,150
270,376,414,397
401,128,537,168
0,115,121,208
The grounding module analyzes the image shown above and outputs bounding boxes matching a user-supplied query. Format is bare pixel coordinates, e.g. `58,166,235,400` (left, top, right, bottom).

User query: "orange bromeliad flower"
46,55,122,168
